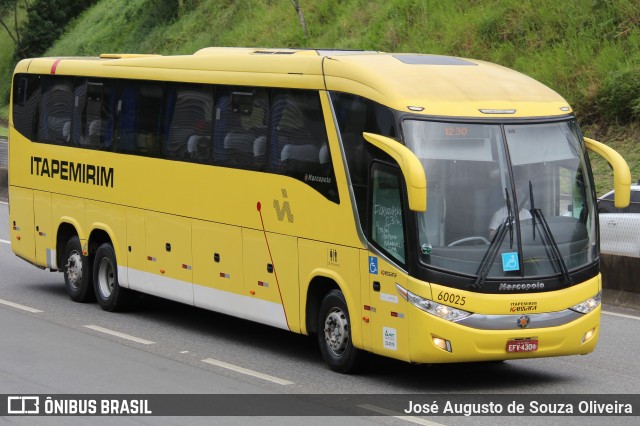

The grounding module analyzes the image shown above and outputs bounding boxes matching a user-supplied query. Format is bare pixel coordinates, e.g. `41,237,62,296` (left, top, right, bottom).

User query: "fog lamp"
432,336,452,352
580,328,596,345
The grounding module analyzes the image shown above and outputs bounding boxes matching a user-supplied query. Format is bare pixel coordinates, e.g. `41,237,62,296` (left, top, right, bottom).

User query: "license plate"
506,338,538,353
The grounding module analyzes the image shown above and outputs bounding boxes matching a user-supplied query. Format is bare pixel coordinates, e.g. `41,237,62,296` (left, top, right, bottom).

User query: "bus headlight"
396,284,471,322
570,291,602,314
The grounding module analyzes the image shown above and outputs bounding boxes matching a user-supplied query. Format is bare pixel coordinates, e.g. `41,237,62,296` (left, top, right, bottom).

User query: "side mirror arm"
363,132,427,212
584,137,631,208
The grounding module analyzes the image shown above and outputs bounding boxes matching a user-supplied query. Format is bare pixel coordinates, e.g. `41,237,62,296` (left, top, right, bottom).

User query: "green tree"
0,0,31,50
290,0,308,37
17,0,97,58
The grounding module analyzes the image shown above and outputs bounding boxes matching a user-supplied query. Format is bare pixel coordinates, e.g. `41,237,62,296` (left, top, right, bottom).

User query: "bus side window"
271,89,339,203
370,163,406,265
77,80,115,150
38,76,74,145
331,93,397,224
214,87,268,170
71,78,87,147
163,83,214,162
12,74,41,140
116,81,163,157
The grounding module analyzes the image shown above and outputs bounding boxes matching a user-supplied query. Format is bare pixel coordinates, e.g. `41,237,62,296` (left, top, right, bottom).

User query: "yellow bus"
8,48,631,372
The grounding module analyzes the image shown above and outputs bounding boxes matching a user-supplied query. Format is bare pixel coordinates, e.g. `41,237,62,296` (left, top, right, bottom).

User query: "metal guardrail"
0,138,7,167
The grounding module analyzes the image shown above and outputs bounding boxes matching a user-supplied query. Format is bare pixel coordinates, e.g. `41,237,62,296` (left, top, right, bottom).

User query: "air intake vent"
253,50,296,55
394,55,476,66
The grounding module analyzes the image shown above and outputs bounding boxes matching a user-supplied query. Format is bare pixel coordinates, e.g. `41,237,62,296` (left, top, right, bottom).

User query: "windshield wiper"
469,188,513,290
528,181,573,285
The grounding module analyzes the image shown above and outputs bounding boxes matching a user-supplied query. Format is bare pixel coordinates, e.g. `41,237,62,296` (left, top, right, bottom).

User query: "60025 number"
437,291,466,306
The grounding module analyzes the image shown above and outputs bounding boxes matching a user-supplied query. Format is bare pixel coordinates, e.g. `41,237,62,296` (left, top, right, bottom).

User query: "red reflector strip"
364,305,371,311
147,256,156,262
220,273,230,278
38,232,46,237
51,59,62,74
181,264,192,270
391,312,405,318
258,281,269,287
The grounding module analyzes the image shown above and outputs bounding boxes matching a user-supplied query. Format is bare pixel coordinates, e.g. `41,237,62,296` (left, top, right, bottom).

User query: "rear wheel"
63,236,94,302
93,243,131,312
317,289,368,373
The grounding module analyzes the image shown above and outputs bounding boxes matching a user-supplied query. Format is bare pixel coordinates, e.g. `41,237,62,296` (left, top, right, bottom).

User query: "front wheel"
63,236,95,302
93,243,131,312
317,289,368,373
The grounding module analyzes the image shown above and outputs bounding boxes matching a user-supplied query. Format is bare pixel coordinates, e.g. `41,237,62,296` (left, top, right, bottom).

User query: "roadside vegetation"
0,0,638,193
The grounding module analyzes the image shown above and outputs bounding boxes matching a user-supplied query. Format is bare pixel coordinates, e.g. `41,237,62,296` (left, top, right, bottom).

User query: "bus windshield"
403,120,597,281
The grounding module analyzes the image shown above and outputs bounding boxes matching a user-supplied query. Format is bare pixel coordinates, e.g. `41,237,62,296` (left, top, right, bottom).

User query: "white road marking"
602,310,640,321
202,358,294,385
0,239,10,245
0,298,43,313
358,404,444,425
84,325,156,345
0,201,8,205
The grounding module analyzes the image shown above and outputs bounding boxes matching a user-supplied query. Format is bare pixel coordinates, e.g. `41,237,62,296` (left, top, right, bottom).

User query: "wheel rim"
97,257,115,299
66,251,83,289
323,307,349,357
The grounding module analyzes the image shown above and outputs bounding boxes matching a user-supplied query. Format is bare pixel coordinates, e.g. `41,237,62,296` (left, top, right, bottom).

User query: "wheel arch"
305,274,341,336
87,224,129,286
87,224,123,264
304,269,361,346
56,221,79,270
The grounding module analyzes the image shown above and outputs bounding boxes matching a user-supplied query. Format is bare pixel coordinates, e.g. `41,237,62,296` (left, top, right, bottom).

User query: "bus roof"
18,48,571,119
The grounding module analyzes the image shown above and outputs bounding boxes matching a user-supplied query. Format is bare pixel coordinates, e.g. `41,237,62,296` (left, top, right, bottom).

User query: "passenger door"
366,163,409,361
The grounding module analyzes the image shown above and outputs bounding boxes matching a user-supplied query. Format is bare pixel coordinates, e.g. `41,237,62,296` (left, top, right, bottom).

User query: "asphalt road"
0,201,638,425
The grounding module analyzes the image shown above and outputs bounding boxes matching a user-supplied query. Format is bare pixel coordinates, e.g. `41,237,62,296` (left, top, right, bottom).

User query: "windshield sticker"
502,252,520,272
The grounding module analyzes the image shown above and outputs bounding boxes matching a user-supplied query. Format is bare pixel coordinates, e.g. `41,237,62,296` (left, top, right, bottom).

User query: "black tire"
317,289,368,373
93,243,131,312
62,236,95,302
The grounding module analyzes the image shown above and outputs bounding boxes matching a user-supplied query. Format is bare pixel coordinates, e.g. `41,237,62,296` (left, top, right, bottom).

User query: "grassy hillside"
2,0,639,192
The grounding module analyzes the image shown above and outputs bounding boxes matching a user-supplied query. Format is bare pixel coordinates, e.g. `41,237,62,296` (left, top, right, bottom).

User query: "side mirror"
363,132,426,212
584,137,631,208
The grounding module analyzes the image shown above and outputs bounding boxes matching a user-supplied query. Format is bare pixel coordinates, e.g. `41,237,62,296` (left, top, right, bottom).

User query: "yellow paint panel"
85,200,128,267
33,191,52,267
8,187,36,264
51,194,86,240
297,239,362,345
428,275,600,315
145,211,193,284
366,255,409,362
192,219,243,295
125,207,146,289
243,229,299,332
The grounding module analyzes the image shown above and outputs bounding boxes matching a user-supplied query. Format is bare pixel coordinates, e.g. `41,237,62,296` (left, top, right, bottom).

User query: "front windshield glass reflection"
403,120,597,280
